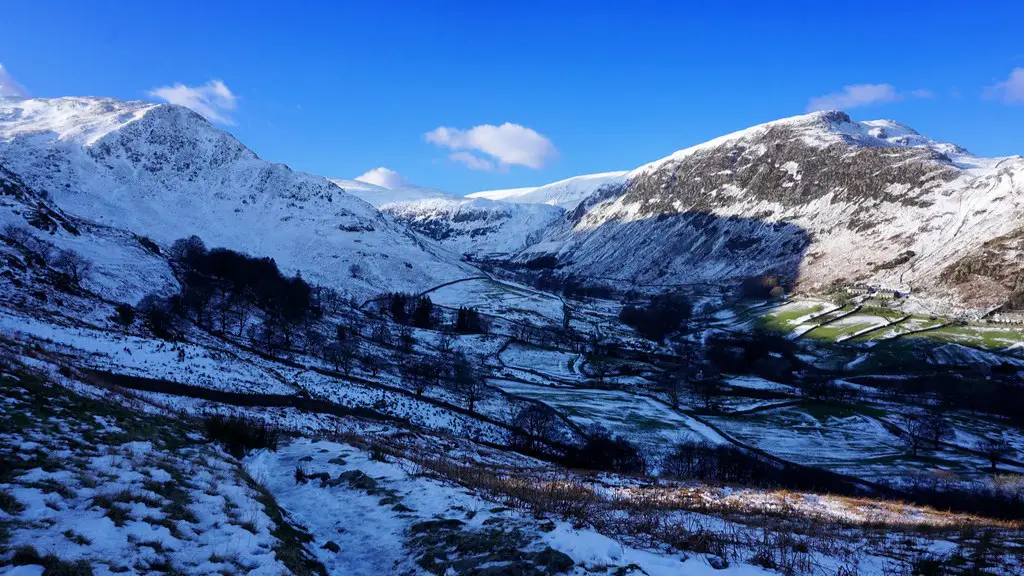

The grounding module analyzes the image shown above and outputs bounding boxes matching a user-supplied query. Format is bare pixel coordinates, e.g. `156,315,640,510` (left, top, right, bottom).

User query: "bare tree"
451,353,487,413
398,325,415,354
922,408,954,450
53,249,93,285
360,352,382,377
692,373,722,412
437,331,456,354
325,337,359,375
511,402,559,452
656,367,685,408
371,320,392,346
975,436,1013,472
900,413,929,457
1,223,32,246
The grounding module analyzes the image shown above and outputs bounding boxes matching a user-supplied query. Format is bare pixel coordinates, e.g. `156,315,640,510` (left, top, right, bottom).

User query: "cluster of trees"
738,274,788,300
856,370,1024,426
563,429,646,474
523,270,617,301
382,293,487,335
385,292,437,329
454,306,486,334
656,361,724,411
705,331,797,382
660,441,855,492
135,236,320,347
619,292,692,341
400,350,488,412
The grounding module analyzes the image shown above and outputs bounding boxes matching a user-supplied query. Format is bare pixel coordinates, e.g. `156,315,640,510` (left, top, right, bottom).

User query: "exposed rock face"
510,111,1024,313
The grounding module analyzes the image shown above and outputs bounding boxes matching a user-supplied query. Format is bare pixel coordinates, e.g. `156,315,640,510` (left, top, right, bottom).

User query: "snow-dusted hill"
468,171,628,210
504,111,1024,313
381,196,563,258
328,177,456,206
0,97,472,300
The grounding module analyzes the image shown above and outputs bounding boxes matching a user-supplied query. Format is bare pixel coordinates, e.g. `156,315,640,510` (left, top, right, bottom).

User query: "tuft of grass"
63,529,92,546
0,488,25,515
11,544,94,575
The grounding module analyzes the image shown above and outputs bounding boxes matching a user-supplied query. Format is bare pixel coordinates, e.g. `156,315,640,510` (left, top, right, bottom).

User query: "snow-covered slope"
514,111,1024,313
0,164,177,303
328,178,456,206
381,196,563,258
0,97,472,299
468,171,628,210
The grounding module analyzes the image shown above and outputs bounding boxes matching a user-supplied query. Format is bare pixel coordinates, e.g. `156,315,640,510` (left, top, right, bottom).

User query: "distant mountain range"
387,111,1024,314
2,96,1022,314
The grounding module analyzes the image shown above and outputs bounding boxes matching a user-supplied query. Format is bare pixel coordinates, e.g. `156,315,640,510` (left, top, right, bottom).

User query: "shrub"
111,303,136,326
203,414,280,458
565,430,646,475
53,249,93,286
619,292,692,341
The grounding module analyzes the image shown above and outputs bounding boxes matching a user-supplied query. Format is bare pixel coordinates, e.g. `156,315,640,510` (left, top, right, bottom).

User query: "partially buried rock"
321,540,340,553
532,547,574,574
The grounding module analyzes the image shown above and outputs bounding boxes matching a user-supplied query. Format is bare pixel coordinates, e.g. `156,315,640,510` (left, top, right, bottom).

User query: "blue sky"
2,0,1023,193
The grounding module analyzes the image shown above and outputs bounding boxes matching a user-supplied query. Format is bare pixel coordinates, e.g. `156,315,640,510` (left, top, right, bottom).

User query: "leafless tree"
900,413,929,457
511,402,559,451
53,249,93,285
975,436,1013,472
451,353,487,413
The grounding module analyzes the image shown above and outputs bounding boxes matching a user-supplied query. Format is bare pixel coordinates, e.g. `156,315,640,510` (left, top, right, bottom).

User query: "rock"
321,540,340,553
337,470,378,490
532,547,574,574
299,455,313,462
706,555,729,570
466,563,529,576
410,519,465,534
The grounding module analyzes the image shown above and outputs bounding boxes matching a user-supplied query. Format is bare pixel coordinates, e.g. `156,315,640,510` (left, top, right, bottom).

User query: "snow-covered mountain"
381,196,563,258
327,177,456,206
0,97,473,300
473,111,1024,313
467,171,628,210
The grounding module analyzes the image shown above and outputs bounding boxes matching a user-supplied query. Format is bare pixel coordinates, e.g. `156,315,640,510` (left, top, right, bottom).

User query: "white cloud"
148,79,238,124
0,63,28,98
983,68,1024,104
425,122,558,170
448,152,495,171
355,167,409,189
806,83,934,112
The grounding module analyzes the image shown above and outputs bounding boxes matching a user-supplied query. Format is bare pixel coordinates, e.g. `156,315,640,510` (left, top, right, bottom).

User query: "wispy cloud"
448,152,496,171
806,83,932,112
425,122,558,171
355,167,409,188
148,79,238,124
982,68,1024,104
0,63,28,98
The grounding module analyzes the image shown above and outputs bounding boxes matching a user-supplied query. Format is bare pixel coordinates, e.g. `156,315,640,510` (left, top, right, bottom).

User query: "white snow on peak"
330,177,456,207
0,96,472,299
467,170,628,210
0,96,160,146
629,110,993,176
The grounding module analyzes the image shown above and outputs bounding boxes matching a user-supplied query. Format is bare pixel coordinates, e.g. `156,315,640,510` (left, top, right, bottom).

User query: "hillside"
381,196,563,258
491,111,1024,314
0,97,473,300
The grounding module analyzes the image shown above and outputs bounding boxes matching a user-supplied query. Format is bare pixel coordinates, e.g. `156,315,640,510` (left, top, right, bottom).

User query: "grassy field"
904,324,1024,350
